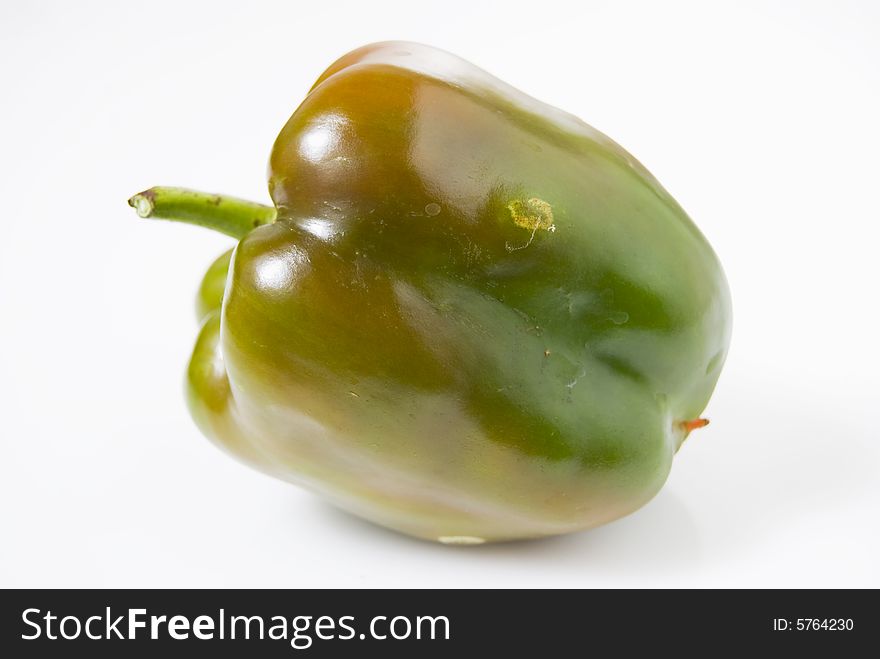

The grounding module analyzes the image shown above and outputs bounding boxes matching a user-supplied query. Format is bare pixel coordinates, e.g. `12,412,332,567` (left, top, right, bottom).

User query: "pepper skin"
131,42,731,543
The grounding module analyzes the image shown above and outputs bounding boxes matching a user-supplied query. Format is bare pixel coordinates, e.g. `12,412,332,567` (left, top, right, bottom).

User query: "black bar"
0,589,874,657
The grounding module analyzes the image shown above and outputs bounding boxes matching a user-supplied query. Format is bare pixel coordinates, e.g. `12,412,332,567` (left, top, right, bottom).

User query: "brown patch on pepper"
681,418,710,433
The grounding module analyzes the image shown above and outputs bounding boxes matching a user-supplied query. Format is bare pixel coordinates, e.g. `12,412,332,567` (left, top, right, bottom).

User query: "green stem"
128,187,276,239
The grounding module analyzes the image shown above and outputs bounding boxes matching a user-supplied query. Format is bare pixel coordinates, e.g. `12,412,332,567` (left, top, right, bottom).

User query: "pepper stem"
128,187,276,239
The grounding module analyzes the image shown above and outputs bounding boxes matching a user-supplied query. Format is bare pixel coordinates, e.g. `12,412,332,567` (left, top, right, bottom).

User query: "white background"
1,0,878,588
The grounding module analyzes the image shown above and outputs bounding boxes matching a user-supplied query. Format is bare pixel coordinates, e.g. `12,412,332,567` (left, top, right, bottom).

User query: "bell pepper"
129,42,731,543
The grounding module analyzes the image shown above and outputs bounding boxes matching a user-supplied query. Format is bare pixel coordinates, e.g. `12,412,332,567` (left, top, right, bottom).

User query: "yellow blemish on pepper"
505,197,556,252
508,197,555,232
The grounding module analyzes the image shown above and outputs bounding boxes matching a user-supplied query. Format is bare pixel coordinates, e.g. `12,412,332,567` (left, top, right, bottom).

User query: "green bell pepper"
130,42,731,543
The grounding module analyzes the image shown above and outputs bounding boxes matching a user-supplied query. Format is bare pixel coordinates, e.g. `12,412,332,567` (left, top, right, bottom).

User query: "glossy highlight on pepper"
129,42,732,543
